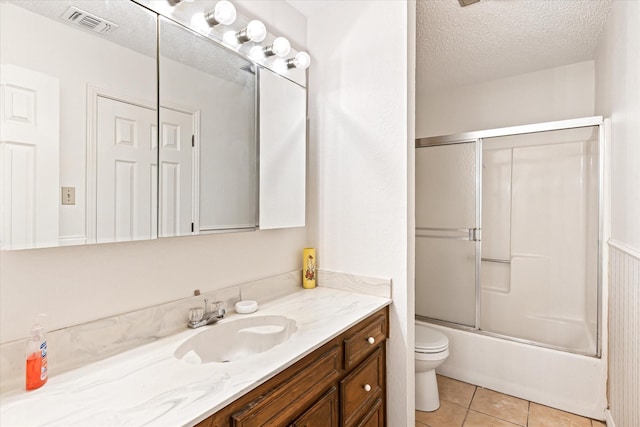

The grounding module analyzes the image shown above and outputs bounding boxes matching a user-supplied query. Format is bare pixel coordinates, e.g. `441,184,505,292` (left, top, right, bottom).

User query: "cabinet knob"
367,337,375,344
363,384,372,392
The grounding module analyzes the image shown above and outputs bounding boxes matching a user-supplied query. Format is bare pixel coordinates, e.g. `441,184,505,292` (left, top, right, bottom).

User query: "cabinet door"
291,387,338,427
354,398,383,427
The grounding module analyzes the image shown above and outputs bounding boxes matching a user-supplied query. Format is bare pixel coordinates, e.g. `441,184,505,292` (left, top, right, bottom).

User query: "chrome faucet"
188,298,226,328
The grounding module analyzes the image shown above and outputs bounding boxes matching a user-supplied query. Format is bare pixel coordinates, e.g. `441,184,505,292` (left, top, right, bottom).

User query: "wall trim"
608,239,640,260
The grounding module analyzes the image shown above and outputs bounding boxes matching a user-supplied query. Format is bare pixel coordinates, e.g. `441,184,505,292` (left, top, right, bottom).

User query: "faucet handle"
214,301,226,316
189,307,204,322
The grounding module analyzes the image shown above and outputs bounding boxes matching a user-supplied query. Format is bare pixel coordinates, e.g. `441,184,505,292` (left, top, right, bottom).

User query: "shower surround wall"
481,128,599,355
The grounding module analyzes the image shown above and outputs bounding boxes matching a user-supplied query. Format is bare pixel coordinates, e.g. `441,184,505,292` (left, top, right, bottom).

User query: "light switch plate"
62,186,75,205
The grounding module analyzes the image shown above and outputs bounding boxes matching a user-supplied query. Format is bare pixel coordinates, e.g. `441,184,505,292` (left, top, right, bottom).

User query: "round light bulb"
245,20,266,42
249,46,265,61
271,37,291,57
223,30,239,47
272,58,288,73
292,52,311,69
190,12,209,32
213,1,236,26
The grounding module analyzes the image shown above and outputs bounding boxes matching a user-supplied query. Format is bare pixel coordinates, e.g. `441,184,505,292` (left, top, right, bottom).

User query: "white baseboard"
604,409,616,427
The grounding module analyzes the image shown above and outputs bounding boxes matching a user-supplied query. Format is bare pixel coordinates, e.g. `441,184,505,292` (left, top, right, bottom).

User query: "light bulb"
264,37,291,58
249,46,265,61
287,51,311,70
204,0,236,27
272,58,288,73
236,20,266,43
190,12,209,32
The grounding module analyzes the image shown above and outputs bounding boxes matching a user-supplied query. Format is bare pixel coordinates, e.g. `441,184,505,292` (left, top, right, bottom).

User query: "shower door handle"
469,228,481,242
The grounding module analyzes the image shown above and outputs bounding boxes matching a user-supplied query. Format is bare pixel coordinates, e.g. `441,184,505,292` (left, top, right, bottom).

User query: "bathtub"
418,319,607,420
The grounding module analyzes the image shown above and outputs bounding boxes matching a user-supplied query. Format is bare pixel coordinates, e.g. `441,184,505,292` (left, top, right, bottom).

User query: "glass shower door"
415,141,479,327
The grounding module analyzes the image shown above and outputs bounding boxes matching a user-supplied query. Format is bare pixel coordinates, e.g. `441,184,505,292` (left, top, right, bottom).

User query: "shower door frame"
415,116,605,358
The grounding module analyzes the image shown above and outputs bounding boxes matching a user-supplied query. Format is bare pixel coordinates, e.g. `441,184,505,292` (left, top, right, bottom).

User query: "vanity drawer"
231,345,342,427
343,310,387,370
340,348,384,427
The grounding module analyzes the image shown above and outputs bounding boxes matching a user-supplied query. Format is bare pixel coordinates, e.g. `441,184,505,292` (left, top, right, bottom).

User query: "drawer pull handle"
363,384,372,392
367,337,375,344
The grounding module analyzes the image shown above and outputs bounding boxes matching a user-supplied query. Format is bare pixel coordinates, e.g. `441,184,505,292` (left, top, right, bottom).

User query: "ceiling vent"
458,0,481,7
60,6,118,34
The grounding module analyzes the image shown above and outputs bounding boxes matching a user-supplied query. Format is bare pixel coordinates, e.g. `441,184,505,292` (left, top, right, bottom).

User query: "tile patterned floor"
416,375,607,427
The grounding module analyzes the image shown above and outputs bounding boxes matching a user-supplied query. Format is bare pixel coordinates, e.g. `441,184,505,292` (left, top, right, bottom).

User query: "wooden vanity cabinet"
200,306,388,427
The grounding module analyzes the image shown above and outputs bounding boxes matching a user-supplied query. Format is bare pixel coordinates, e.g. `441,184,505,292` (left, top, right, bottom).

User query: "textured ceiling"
10,0,156,58
9,1,254,87
417,0,613,92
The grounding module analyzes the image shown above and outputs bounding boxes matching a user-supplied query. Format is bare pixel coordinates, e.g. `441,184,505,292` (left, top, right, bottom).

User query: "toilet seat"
415,325,449,354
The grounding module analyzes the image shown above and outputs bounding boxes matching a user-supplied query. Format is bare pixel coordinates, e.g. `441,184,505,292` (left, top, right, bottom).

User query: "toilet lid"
415,325,449,353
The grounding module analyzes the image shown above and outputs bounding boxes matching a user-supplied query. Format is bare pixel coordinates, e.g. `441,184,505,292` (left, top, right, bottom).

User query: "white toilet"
415,323,450,411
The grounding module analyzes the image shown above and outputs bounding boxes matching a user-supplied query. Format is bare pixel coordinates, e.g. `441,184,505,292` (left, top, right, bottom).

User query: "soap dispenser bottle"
25,314,48,390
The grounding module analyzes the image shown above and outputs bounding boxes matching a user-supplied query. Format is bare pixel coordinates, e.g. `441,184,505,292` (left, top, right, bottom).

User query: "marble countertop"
0,287,391,427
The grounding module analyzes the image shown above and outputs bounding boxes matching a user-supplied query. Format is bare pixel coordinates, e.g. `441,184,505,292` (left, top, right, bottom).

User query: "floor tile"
416,401,468,427
528,403,592,427
469,388,529,426
464,410,521,426
437,374,477,408
591,421,607,427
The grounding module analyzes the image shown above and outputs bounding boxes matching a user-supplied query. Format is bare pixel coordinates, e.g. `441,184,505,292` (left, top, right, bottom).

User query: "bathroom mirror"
258,67,306,229
158,17,257,237
0,0,308,250
0,0,158,249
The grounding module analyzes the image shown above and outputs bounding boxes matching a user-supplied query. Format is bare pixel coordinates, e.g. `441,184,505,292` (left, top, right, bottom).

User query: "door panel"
96,96,156,242
415,142,478,327
0,65,59,249
159,107,194,237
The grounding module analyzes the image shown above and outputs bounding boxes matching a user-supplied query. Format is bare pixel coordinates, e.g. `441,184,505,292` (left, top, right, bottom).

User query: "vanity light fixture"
286,51,311,70
204,0,236,27
235,20,267,43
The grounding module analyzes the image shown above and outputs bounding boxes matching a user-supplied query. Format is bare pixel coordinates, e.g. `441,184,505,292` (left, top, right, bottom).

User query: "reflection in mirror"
258,68,306,229
158,17,257,236
0,0,157,249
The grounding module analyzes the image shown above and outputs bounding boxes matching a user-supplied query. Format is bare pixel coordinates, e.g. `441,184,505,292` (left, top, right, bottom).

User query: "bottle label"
40,341,48,380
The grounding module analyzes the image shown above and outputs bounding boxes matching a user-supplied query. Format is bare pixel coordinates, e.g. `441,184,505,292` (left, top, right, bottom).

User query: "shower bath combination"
415,116,603,357
414,116,606,417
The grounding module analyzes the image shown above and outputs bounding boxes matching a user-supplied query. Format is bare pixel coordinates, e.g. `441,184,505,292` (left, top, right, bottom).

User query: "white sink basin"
174,315,297,364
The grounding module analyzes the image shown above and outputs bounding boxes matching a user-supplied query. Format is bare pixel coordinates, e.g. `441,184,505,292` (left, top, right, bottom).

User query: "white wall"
0,0,308,344
595,1,640,426
595,1,640,250
305,1,413,425
416,60,595,137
